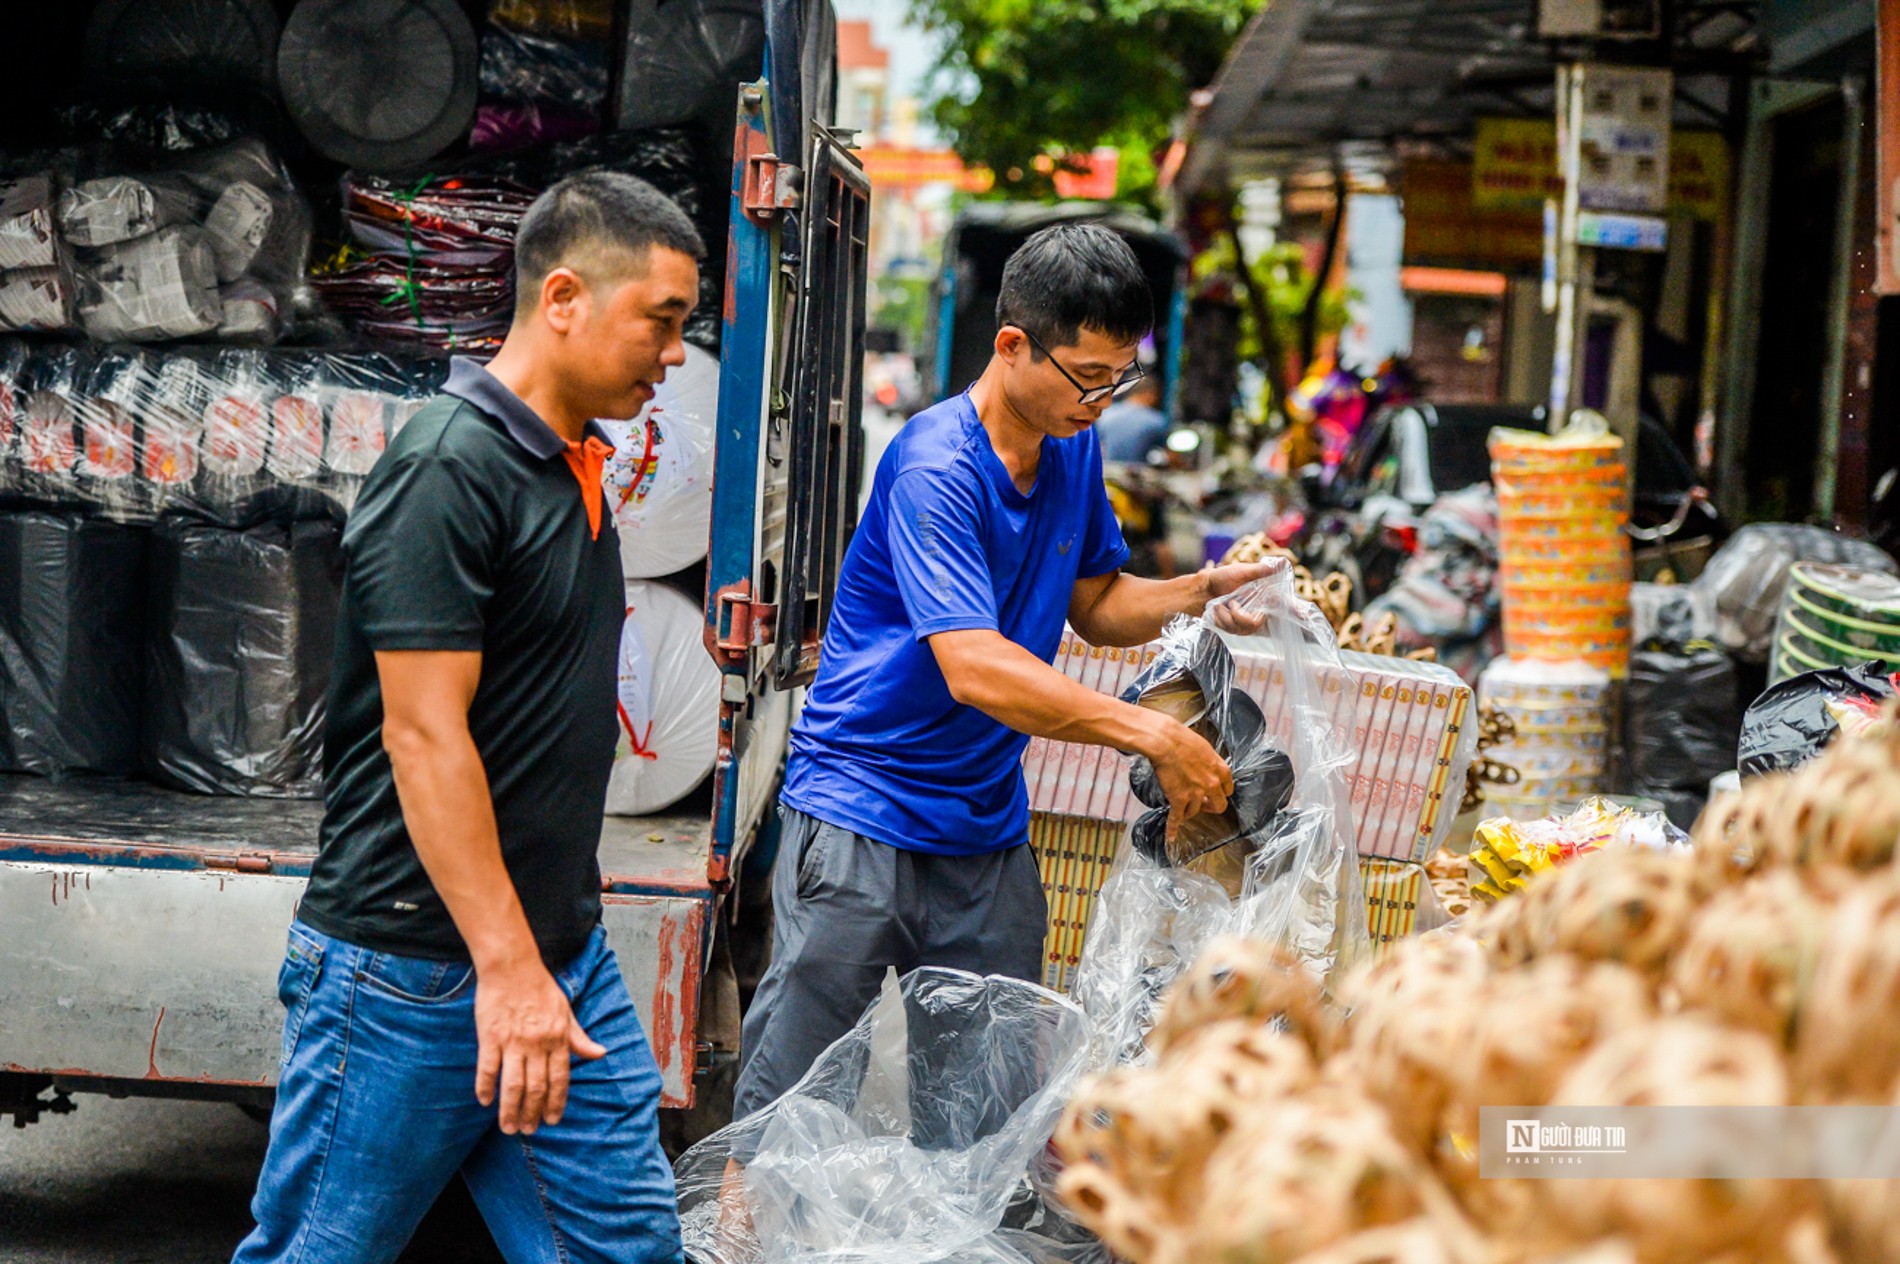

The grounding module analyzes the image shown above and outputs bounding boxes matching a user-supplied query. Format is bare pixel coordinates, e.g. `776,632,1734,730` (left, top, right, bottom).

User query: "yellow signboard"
1472,119,1730,222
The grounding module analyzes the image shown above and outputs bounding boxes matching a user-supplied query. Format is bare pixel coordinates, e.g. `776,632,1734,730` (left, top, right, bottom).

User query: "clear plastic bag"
676,968,1093,1264
19,135,317,346
1693,523,1897,663
1069,567,1371,1069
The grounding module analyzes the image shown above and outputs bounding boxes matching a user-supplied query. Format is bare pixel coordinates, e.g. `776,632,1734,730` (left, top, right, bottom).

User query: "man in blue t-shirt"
733,223,1276,1120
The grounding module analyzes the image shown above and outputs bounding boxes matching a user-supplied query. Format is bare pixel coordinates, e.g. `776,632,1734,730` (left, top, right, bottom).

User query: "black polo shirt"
299,359,625,967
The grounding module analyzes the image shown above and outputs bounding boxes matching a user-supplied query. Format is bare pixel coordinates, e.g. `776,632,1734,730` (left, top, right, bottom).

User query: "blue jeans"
232,920,682,1264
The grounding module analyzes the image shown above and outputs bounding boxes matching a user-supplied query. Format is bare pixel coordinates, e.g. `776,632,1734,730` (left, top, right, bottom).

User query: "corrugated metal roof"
1179,0,1756,193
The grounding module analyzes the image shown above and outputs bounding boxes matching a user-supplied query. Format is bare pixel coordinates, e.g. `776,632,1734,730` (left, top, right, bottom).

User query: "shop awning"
1176,0,1754,195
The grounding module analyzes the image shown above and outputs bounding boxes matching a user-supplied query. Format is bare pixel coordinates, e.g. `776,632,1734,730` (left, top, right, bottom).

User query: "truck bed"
0,774,715,1107
0,774,713,896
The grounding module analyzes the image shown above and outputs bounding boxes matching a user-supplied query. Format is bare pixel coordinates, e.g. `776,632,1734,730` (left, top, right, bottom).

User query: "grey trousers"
731,804,1048,1123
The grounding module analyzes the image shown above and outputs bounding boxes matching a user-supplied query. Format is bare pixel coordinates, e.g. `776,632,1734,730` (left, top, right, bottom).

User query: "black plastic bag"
143,517,342,797
1622,641,1742,793
0,512,147,775
1123,623,1296,865
1737,661,1899,779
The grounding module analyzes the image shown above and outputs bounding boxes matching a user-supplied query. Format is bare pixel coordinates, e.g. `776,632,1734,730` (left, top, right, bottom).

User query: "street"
0,1096,503,1263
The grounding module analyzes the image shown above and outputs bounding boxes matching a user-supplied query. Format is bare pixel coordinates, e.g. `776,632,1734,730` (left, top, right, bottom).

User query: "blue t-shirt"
782,391,1130,856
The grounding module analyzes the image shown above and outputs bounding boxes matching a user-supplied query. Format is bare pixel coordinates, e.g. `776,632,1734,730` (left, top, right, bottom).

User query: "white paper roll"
606,579,720,817
599,344,718,579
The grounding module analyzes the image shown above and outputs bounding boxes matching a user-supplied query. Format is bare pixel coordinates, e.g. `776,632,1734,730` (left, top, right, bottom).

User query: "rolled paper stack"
1488,424,1632,678
604,579,720,816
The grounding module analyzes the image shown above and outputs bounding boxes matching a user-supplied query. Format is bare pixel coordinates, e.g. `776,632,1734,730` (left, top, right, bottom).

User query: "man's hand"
1141,712,1235,844
474,961,607,1135
1198,558,1287,634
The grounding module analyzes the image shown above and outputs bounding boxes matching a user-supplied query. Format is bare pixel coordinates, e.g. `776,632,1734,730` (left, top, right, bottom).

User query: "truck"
0,0,866,1134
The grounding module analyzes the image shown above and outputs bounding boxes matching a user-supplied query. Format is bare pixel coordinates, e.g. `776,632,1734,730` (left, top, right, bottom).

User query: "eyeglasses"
1011,325,1146,406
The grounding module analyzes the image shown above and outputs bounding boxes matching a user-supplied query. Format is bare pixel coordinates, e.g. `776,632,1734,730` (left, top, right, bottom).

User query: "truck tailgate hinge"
202,852,274,875
712,591,777,668
742,154,801,225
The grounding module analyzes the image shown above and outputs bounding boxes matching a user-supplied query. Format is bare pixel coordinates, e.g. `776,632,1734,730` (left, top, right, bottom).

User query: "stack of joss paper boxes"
1024,629,1477,988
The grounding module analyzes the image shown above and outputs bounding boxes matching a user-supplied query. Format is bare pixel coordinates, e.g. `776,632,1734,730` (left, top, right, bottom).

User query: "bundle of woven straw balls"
1054,702,1900,1264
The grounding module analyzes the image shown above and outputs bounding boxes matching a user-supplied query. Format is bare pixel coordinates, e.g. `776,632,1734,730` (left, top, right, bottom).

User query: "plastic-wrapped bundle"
143,517,343,797
140,354,209,490
617,0,767,131
0,264,78,333
77,224,222,341
479,0,617,118
1736,661,1897,778
675,968,1093,1264
1070,569,1370,1069
1122,624,1296,867
57,174,196,247
603,343,719,578
43,138,311,345
1693,523,1896,664
0,175,62,269
340,172,535,260
310,255,516,354
313,171,537,353
1618,642,1740,826
0,512,148,775
73,348,153,520
606,580,720,816
0,338,28,490
15,345,87,504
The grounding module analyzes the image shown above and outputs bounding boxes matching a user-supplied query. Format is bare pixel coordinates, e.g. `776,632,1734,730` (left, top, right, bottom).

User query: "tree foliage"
910,0,1257,200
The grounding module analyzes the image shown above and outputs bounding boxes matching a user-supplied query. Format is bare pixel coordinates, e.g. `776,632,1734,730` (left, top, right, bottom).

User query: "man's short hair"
513,171,704,314
995,222,1153,352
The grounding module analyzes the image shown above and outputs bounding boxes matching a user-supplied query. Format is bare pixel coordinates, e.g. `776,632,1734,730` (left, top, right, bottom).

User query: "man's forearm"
941,634,1172,757
386,728,542,976
1072,571,1214,647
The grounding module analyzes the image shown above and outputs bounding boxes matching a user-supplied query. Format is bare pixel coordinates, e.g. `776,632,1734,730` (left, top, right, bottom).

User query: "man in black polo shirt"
233,173,699,1264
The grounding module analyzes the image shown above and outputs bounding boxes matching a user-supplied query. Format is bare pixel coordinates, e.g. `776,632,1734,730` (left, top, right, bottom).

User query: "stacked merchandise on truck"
0,339,447,523
312,127,723,354
601,342,719,578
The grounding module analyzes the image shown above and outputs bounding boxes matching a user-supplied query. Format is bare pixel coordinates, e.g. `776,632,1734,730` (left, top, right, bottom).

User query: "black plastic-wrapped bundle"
0,511,148,775
1123,623,1296,865
480,0,618,120
1620,642,1742,805
144,517,343,797
1737,661,1899,779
